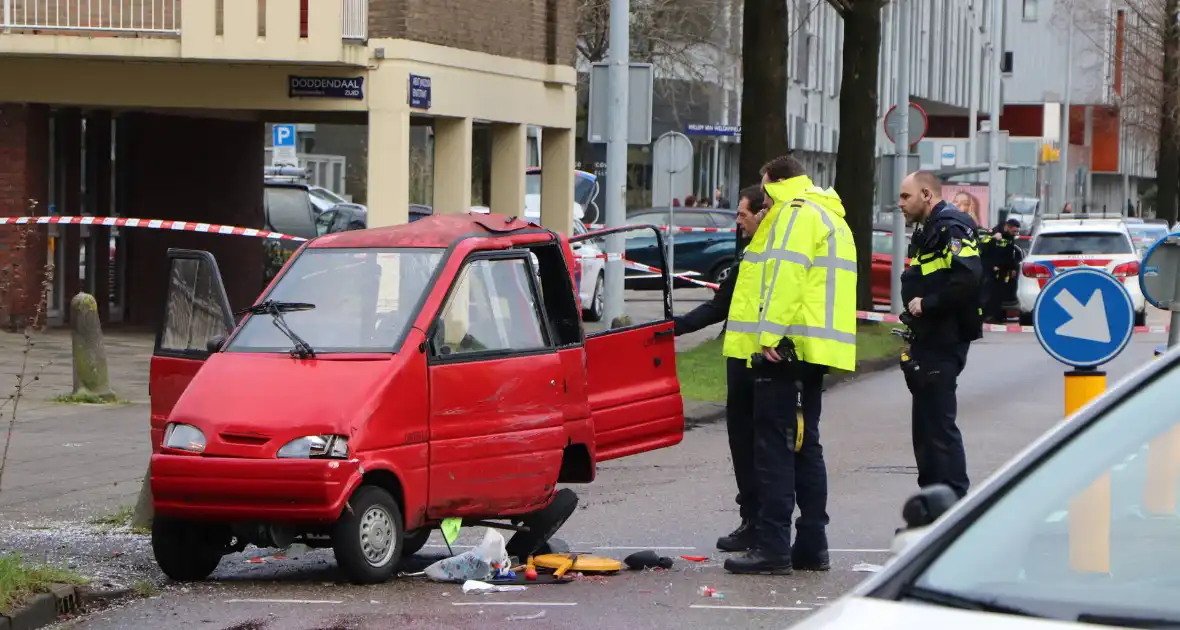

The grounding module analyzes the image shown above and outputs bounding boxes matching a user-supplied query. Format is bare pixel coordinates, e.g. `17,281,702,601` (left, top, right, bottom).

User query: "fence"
2,0,179,33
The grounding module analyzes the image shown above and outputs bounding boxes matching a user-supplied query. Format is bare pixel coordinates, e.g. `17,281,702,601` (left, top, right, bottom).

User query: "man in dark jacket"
673,186,772,553
898,171,983,500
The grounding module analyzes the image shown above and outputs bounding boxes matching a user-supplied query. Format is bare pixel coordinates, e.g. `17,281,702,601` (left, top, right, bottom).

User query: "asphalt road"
56,323,1170,630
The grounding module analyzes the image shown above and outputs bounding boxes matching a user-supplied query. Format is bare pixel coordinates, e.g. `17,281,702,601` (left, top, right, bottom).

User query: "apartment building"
0,0,577,328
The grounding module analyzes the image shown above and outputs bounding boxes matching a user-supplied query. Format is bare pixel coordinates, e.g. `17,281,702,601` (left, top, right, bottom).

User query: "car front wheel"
332,485,404,584
152,518,229,582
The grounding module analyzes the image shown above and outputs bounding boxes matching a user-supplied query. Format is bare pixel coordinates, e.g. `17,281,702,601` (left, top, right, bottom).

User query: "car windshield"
910,359,1180,623
1031,232,1132,255
227,248,444,353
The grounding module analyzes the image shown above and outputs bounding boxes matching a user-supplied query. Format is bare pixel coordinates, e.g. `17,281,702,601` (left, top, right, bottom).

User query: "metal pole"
603,0,630,324
1169,240,1180,347
967,4,980,166
987,0,1004,223
1059,13,1074,212
891,0,911,315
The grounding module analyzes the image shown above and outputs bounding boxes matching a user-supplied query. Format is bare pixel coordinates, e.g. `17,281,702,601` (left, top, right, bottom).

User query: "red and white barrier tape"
579,253,721,290
586,223,737,233
0,215,308,241
858,309,1168,333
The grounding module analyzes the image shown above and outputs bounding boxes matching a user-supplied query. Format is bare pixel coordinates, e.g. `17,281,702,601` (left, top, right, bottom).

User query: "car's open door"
149,249,236,450
568,225,683,462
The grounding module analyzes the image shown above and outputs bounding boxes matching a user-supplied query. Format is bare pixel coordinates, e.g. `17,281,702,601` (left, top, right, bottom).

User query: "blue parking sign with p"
273,124,296,148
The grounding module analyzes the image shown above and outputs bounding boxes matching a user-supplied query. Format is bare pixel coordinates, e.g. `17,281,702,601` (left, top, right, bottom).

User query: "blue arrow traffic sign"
1034,267,1135,369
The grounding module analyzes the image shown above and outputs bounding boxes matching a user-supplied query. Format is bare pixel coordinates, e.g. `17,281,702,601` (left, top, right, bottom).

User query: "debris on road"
424,528,510,583
679,555,708,562
852,562,884,573
623,550,674,570
506,610,547,621
699,586,725,599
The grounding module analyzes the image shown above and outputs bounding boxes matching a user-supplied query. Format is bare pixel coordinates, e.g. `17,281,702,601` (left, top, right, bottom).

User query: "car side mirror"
901,484,958,530
207,334,227,354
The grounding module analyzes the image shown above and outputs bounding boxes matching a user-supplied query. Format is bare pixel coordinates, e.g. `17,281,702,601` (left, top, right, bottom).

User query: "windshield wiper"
901,585,1044,618
1077,613,1180,628
236,300,317,359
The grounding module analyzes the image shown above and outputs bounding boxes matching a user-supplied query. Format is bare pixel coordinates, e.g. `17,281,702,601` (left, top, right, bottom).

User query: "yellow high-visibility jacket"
723,175,858,371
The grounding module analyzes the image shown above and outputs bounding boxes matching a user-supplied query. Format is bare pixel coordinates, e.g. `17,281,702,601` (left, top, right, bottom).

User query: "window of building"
1022,0,1038,20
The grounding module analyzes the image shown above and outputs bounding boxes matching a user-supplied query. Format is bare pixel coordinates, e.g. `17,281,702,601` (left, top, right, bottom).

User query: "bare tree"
1064,0,1178,220
828,0,886,311
577,0,730,125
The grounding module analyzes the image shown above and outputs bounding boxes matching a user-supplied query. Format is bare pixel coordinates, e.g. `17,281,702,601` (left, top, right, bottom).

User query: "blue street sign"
408,74,432,110
685,123,740,138
272,124,296,148
1034,267,1135,369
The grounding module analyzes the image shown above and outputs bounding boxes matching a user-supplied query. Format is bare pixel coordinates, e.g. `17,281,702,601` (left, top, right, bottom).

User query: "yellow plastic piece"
533,553,624,573
1065,370,1109,574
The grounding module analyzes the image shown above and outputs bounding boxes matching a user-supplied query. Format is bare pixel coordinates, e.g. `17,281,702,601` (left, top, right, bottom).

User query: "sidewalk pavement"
0,329,153,522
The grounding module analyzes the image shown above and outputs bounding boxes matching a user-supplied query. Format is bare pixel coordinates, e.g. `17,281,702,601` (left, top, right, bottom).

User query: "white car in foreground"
1017,219,1146,326
571,219,605,322
791,346,1180,629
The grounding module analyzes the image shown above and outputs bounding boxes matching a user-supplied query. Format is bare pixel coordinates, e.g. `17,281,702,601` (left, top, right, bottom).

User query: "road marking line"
690,605,813,611
224,599,342,604
829,549,890,553
592,546,697,550
451,602,577,607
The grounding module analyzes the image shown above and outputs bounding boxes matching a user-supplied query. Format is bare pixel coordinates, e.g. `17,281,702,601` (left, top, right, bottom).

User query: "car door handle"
654,329,675,338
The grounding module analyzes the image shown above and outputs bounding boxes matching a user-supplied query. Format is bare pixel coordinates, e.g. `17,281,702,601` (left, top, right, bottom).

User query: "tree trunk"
70,292,116,401
833,1,884,311
1158,0,1180,225
739,0,789,186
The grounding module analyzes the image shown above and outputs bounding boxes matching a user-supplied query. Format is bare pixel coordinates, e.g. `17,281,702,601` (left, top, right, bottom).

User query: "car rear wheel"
711,259,735,285
152,518,229,582
584,273,605,322
505,488,579,560
333,485,404,584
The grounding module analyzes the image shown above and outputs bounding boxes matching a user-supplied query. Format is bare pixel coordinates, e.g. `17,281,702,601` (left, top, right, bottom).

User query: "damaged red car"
146,213,685,584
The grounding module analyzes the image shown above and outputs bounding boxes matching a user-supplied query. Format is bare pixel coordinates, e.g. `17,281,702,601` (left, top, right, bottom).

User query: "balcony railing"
2,0,180,33
0,0,368,40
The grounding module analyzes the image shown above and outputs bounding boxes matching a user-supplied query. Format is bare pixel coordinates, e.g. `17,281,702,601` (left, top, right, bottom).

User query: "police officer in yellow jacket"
721,156,858,575
898,171,983,500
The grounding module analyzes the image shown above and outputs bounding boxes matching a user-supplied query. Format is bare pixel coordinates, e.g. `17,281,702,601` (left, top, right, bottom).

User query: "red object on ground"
680,555,708,562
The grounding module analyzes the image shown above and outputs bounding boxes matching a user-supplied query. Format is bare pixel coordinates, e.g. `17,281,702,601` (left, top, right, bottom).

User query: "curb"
1,584,83,630
682,357,899,427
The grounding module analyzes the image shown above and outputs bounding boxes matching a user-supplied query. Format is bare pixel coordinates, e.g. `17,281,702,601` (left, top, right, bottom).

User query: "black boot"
790,548,830,571
716,522,754,552
723,549,793,575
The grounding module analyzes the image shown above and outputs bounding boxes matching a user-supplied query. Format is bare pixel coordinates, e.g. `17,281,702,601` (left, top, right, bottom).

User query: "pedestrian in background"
672,186,766,552
897,171,983,500
721,155,857,575
714,187,732,209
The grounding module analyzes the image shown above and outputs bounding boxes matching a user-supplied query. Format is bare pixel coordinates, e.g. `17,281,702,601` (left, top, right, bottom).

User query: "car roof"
308,211,546,249
1035,219,1129,234
628,207,736,216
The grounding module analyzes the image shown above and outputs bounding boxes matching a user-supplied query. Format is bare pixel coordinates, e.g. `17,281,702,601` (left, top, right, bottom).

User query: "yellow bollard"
1066,369,1110,574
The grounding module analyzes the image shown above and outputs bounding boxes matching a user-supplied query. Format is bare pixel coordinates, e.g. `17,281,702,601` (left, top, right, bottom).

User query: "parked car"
571,219,605,321
623,208,738,288
148,214,684,585
870,225,912,305
1125,218,1170,257
525,168,600,225
792,344,1180,630
1017,217,1145,326
308,185,367,219
1000,196,1041,237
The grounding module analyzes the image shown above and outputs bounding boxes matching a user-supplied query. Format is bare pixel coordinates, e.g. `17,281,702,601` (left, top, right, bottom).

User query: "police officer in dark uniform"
896,171,983,500
981,218,1022,322
672,185,767,552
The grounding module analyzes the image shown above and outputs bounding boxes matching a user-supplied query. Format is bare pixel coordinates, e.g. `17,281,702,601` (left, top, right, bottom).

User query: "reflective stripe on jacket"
723,176,858,371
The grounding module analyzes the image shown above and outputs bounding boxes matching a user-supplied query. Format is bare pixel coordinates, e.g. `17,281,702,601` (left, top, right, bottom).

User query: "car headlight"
163,423,206,453
276,435,349,459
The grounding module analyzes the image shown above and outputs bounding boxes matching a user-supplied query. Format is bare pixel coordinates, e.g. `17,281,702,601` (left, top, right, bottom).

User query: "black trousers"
907,341,971,499
732,360,829,558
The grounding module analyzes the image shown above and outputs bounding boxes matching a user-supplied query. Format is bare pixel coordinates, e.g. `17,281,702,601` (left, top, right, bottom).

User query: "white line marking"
690,605,813,611
224,599,342,604
451,602,577,607
829,549,890,553
593,546,697,551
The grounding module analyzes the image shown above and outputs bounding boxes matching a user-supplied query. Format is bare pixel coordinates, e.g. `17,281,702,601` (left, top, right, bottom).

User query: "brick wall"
369,0,576,66
0,104,50,330
123,113,265,328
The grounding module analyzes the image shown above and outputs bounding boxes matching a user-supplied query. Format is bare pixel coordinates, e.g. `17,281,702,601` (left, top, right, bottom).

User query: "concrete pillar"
59,108,82,315
432,116,473,214
540,127,574,235
366,109,411,227
490,123,527,217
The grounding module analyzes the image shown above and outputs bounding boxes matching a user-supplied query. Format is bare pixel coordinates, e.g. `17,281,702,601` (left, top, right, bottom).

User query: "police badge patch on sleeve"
949,238,963,255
